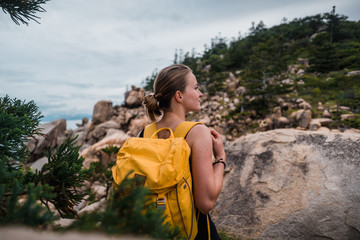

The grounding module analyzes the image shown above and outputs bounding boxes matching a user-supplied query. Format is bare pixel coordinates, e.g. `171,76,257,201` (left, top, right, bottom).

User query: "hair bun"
155,93,163,99
143,94,158,111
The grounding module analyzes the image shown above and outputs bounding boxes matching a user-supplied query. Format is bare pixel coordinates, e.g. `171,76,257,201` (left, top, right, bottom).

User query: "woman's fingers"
209,128,225,160
210,128,220,139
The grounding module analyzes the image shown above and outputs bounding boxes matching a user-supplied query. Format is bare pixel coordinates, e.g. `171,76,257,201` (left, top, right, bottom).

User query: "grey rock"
29,156,48,172
92,120,119,140
297,58,309,67
341,114,356,121
235,86,246,96
78,198,106,216
52,218,75,228
317,102,324,111
296,109,312,128
127,117,150,137
212,129,360,240
125,86,145,108
26,119,66,162
346,70,360,76
311,118,334,127
92,100,113,125
74,199,87,212
92,182,107,199
296,69,305,76
322,109,331,118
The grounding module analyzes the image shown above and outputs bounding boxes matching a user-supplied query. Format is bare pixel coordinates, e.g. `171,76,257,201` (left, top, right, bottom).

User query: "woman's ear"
174,90,183,103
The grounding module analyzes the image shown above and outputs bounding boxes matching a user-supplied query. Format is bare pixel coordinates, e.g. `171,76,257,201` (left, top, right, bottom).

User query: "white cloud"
1,0,359,122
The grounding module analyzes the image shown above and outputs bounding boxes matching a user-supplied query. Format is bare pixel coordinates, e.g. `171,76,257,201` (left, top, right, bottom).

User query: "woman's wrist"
215,153,226,162
213,158,226,169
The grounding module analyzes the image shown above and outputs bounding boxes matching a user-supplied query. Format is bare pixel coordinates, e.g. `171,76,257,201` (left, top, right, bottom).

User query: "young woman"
143,64,226,239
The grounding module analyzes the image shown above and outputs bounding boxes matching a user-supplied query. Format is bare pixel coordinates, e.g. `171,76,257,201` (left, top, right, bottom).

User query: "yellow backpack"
112,121,202,239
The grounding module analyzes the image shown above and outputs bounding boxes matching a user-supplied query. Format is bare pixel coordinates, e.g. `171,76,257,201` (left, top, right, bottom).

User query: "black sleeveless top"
190,157,221,240
195,210,221,240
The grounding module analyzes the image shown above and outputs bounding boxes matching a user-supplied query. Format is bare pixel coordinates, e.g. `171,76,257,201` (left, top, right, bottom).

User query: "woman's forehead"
187,72,197,84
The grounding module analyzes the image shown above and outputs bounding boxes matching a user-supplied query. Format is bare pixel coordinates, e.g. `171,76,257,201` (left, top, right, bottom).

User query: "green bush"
0,95,56,227
312,87,321,96
68,173,180,239
343,114,360,128
30,136,92,218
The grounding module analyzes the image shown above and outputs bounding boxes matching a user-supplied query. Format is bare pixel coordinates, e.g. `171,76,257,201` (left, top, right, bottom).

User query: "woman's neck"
157,110,185,129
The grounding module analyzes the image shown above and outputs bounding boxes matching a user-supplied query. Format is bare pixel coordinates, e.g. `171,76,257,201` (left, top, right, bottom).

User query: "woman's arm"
186,124,226,214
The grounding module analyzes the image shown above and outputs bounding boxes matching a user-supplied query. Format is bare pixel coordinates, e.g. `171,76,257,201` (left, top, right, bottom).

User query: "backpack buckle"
156,196,166,210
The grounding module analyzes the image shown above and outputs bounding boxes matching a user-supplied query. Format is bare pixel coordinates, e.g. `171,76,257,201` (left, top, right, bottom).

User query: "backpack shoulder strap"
144,122,157,138
144,121,203,138
174,121,203,138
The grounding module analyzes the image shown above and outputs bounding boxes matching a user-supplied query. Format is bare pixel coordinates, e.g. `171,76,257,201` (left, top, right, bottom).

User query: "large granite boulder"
212,129,360,240
26,119,66,162
91,120,120,140
126,116,150,137
71,122,92,147
291,109,312,129
125,86,145,108
92,100,113,125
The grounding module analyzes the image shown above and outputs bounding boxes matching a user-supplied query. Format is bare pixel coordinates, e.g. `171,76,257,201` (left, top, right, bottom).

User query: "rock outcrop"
26,119,66,162
125,86,145,108
212,129,360,240
92,100,113,125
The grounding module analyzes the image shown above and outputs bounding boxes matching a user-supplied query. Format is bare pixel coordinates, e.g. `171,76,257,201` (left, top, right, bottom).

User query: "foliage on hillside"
143,7,360,122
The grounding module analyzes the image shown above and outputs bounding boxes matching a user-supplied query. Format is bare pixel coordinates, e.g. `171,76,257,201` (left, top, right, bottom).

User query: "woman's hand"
210,128,226,161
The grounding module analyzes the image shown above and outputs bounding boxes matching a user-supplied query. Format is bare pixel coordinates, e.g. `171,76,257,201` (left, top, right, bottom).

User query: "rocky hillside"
23,68,360,239
26,65,360,168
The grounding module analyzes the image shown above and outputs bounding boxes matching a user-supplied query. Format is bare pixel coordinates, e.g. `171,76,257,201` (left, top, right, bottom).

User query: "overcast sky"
1,0,359,123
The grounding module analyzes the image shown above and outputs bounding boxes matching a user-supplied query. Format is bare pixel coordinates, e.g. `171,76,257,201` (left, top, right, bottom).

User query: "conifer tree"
0,95,91,225
0,95,55,227
0,0,49,25
30,136,92,218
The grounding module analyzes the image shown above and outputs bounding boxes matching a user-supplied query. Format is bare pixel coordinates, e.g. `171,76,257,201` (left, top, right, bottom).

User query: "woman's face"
182,72,203,112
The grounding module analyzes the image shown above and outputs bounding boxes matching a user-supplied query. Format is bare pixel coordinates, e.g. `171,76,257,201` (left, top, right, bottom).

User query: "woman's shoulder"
189,123,209,133
186,123,212,144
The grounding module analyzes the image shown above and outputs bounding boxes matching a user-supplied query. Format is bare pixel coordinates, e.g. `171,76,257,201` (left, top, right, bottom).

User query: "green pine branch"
0,95,56,228
36,135,92,218
0,0,49,25
0,95,43,166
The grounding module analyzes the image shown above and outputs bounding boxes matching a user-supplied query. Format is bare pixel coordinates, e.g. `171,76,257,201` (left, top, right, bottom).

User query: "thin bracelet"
213,158,226,169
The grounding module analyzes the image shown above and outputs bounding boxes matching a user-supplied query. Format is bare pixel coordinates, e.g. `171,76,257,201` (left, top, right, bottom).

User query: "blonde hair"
143,64,192,122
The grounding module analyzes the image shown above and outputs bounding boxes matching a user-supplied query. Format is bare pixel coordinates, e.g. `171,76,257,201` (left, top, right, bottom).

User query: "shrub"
0,95,55,227
68,173,180,239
